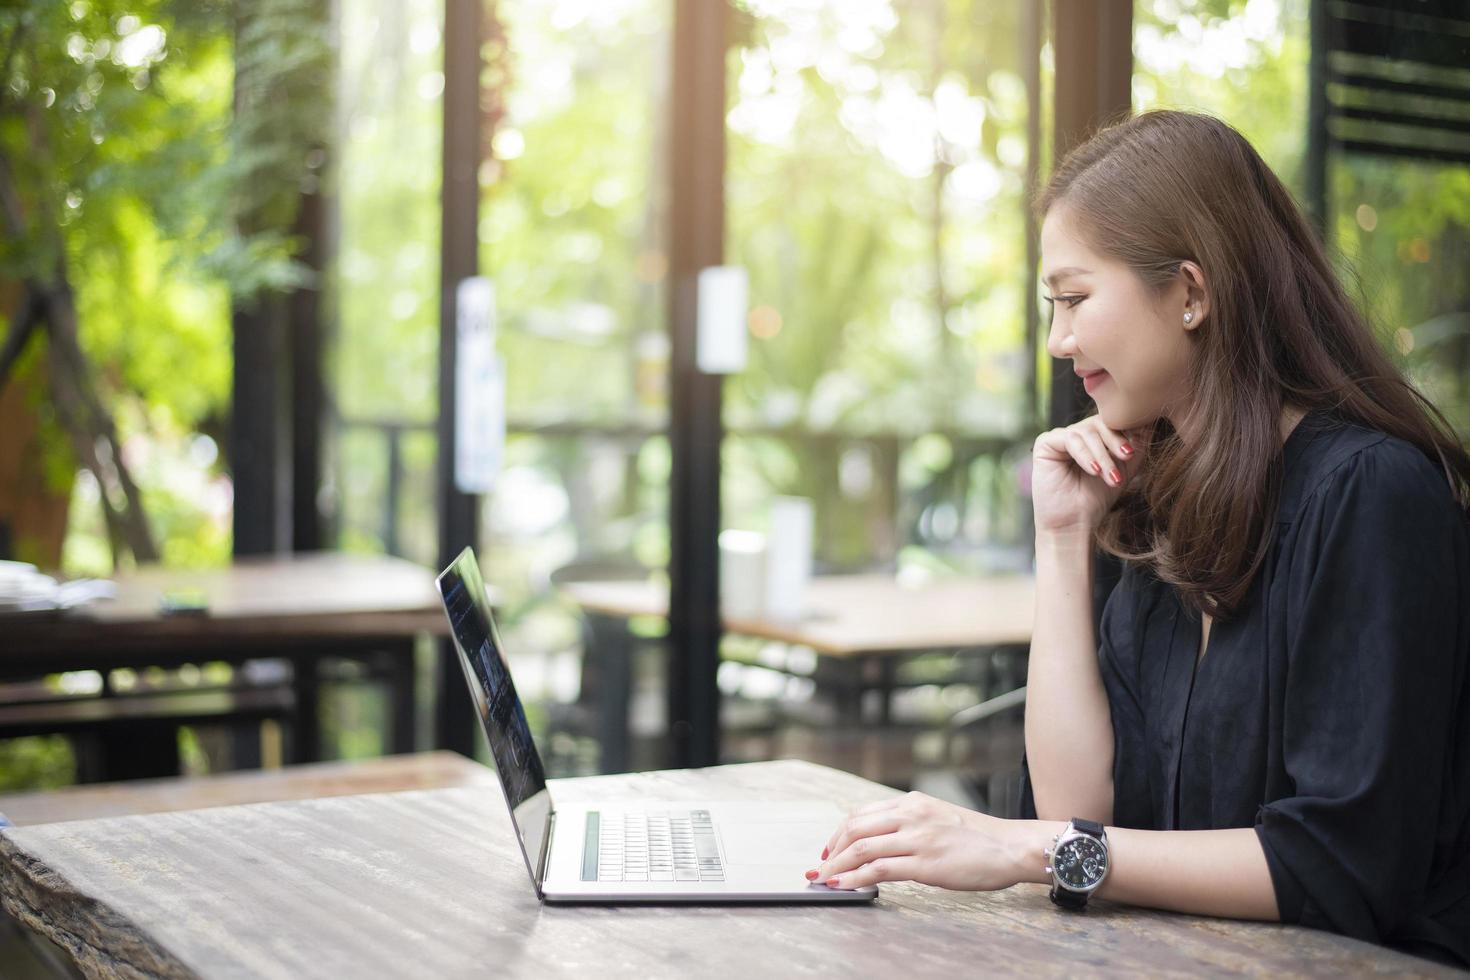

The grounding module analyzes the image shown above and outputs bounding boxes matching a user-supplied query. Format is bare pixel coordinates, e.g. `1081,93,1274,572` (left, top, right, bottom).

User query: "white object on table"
0,561,116,612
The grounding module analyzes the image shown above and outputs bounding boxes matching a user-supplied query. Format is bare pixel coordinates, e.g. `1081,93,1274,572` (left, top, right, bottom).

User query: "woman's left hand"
807,791,1048,891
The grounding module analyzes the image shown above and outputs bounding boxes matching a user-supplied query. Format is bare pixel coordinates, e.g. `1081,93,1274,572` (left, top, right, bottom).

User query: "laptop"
436,547,877,903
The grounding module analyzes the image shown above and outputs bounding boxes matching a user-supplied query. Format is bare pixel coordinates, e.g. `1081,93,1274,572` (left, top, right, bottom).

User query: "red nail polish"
1090,461,1102,474
827,878,841,888
805,870,818,880
1111,469,1122,483
821,847,828,860
1121,443,1133,454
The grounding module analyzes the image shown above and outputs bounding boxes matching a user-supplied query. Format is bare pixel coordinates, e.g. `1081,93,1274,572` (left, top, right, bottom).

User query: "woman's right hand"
1030,416,1145,536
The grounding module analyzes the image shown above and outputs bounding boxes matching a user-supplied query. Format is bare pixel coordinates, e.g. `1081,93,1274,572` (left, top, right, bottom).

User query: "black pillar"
231,299,288,556
290,166,329,552
435,0,484,758
666,0,727,770
229,4,285,558
230,0,334,559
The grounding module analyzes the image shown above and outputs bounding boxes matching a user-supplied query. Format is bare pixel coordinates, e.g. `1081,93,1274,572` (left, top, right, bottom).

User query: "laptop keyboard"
582,809,724,882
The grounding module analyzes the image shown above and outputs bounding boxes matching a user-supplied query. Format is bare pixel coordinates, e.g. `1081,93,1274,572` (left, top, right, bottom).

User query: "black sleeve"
1019,564,1152,827
1254,442,1467,942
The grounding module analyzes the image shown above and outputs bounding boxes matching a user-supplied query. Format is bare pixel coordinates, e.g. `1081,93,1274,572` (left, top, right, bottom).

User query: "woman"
806,110,1470,967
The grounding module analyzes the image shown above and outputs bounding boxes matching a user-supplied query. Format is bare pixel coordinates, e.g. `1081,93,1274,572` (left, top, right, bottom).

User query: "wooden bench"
0,673,297,782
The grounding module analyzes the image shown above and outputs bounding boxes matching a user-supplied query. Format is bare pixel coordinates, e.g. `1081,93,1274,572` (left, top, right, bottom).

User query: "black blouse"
1021,409,1470,966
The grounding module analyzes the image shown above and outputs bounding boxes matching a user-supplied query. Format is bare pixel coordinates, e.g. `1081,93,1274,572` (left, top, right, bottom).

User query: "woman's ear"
1178,260,1211,331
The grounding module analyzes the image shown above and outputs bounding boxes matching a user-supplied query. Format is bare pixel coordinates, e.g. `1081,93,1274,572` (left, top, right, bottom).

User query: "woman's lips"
1082,371,1109,395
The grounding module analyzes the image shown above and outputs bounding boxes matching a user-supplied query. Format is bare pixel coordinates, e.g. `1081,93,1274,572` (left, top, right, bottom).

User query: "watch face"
1053,836,1107,890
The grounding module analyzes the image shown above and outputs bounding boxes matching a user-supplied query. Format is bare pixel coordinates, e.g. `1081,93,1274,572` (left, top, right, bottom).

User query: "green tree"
0,0,329,570
1133,0,1470,434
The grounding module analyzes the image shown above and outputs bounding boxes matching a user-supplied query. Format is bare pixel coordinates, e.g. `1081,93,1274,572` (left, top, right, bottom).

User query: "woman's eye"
1043,295,1086,309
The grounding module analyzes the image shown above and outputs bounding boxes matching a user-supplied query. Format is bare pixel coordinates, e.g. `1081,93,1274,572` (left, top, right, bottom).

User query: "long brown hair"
1039,109,1470,621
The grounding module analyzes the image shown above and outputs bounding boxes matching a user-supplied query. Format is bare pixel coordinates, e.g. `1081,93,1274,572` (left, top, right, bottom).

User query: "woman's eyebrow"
1042,266,1091,289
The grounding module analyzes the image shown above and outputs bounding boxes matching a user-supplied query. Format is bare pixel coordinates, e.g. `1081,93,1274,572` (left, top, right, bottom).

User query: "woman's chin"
1094,399,1157,434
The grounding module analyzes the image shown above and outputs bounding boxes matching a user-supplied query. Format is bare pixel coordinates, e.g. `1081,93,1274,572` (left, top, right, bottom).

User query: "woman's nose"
1046,321,1075,360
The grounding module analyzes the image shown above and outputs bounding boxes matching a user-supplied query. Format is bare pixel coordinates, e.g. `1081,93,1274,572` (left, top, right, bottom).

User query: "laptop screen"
436,548,551,890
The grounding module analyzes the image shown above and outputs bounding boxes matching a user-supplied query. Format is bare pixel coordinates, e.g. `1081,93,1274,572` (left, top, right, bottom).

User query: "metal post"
666,0,727,770
435,0,483,758
385,426,403,558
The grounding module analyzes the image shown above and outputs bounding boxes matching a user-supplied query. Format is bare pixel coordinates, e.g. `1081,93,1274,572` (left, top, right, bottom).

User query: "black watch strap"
1072,817,1105,839
1049,882,1090,909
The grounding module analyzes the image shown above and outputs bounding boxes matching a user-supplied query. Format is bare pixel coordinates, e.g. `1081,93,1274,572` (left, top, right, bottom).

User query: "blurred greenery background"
2,0,1467,791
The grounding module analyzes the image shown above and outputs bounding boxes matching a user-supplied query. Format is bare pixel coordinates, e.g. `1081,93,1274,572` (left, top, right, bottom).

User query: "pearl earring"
1184,311,1194,324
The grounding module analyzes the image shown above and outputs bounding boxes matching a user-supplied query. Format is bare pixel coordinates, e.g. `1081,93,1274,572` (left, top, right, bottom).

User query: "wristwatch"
1045,817,1110,909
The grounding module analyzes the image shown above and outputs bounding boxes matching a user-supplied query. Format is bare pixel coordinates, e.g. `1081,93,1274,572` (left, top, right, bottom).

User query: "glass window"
724,0,1038,576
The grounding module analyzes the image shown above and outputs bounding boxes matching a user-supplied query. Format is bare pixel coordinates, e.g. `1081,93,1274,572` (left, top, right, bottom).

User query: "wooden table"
0,553,450,778
560,574,1035,771
562,574,1035,655
0,752,498,977
0,759,1451,979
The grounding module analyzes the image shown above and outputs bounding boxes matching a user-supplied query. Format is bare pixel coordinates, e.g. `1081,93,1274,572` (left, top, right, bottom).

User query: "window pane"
724,0,1037,573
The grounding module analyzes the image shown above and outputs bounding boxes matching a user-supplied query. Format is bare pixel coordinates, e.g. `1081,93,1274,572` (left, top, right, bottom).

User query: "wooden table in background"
0,758,1451,979
560,574,1035,772
564,573,1036,653
0,553,451,777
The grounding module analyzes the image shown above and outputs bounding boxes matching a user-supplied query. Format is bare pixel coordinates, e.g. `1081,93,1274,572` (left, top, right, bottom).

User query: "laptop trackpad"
721,820,829,867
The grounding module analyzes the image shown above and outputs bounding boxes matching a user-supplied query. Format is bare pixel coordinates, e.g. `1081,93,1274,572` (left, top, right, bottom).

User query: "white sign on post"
764,496,813,621
696,265,748,375
454,276,503,495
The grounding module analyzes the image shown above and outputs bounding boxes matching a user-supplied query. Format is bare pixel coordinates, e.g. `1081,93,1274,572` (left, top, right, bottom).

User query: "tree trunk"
0,128,159,567
0,282,42,395
40,271,159,564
